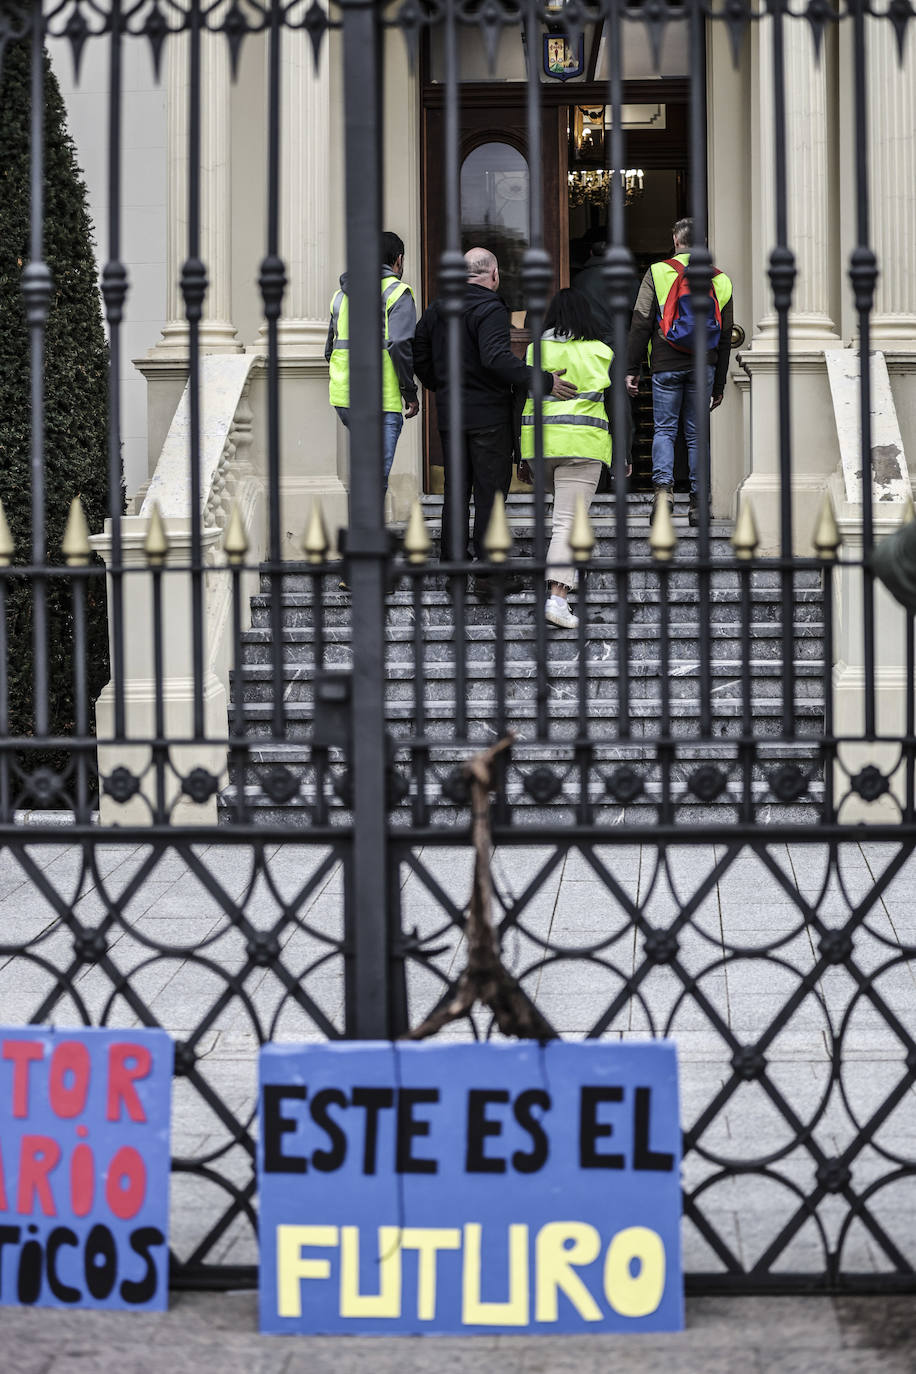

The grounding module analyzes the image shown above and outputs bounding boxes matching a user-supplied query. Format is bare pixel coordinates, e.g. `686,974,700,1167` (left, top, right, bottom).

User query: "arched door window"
459,142,529,311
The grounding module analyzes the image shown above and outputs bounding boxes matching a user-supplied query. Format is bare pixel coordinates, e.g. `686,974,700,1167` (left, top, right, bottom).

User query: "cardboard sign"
0,1027,172,1311
258,1040,682,1335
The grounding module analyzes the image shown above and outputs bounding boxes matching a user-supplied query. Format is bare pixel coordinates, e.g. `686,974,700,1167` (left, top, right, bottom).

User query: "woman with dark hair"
520,288,627,629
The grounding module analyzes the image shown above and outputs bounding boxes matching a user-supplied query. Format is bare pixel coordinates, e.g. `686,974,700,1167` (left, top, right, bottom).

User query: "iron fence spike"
62,496,91,567
813,491,841,560
649,494,677,562
404,499,431,565
570,492,596,562
302,499,330,564
0,498,14,567
483,491,512,564
731,496,760,561
224,501,249,565
145,502,169,568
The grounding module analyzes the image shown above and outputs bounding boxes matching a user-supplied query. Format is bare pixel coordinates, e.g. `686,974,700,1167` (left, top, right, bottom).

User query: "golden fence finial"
901,493,915,527
302,499,329,564
731,496,759,561
649,495,677,562
62,496,91,567
145,502,169,568
570,493,596,563
224,501,249,566
404,499,432,565
0,498,15,568
483,491,512,564
813,492,841,561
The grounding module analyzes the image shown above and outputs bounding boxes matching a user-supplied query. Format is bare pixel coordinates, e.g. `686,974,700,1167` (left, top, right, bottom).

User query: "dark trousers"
439,422,513,562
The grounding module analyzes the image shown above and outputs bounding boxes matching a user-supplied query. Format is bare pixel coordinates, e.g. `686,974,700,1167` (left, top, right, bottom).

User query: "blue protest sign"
258,1040,682,1335
0,1026,172,1311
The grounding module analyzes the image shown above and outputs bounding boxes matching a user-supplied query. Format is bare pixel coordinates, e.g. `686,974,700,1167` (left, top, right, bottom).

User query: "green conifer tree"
0,37,115,790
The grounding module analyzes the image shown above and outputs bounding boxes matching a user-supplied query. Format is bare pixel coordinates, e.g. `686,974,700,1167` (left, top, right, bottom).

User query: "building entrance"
421,73,691,492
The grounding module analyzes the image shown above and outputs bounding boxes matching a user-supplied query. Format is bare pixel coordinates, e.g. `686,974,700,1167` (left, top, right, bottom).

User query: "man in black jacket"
414,248,576,589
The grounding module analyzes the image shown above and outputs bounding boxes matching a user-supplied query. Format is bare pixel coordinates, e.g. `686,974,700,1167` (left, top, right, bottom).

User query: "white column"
154,32,240,356
866,21,916,345
738,21,841,554
755,19,838,343
257,33,333,355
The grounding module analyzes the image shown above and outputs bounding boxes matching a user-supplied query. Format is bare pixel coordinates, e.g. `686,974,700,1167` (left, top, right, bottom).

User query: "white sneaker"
545,595,578,629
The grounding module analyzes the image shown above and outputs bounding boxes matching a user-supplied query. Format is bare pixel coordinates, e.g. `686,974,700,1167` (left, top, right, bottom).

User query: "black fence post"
339,0,391,1039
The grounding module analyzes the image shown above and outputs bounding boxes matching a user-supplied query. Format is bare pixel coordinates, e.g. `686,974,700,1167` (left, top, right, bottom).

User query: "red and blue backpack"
651,255,730,353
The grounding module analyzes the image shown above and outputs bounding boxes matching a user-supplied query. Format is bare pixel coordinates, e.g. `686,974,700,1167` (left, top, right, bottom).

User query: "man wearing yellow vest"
625,218,733,527
325,230,419,489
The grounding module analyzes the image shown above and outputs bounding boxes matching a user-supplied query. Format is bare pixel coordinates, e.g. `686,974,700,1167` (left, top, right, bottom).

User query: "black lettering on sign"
46,1227,80,1304
121,1226,165,1305
0,1227,21,1292
633,1087,675,1172
512,1089,551,1173
310,1088,349,1172
466,1089,509,1174
17,1235,43,1305
351,1087,394,1175
84,1223,117,1301
579,1086,624,1169
262,1085,307,1174
396,1088,439,1174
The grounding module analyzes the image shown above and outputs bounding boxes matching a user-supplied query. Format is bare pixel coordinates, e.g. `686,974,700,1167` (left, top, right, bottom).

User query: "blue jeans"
650,365,714,494
334,407,403,487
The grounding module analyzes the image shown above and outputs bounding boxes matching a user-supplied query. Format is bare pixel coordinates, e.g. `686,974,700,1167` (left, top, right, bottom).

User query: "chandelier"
568,168,645,208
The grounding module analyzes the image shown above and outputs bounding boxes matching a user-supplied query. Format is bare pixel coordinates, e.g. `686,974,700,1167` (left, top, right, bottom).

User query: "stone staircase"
221,494,827,825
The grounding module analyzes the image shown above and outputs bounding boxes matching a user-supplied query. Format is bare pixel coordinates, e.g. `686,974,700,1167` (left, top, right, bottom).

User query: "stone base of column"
752,315,841,351
829,475,913,824
133,355,192,490
831,665,910,825
735,347,841,553
148,320,243,359
883,350,916,489
96,677,228,828
871,322,916,352
247,355,349,559
253,319,330,359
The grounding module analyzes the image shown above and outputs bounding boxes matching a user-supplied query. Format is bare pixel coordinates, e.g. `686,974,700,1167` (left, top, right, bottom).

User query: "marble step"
237,658,825,706
237,698,826,741
217,783,823,828
249,586,824,630
391,526,745,555
230,740,824,794
238,621,826,666
265,566,824,595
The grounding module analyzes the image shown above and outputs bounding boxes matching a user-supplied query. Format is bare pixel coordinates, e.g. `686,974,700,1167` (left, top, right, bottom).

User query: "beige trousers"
544,458,603,589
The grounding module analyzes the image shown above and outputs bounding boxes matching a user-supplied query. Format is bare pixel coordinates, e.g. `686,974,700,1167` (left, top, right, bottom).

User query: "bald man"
414,248,576,593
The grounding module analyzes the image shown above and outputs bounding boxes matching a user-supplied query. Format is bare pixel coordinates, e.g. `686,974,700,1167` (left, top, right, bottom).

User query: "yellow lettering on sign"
603,1225,666,1317
339,1225,402,1318
461,1223,529,1326
400,1227,462,1321
535,1221,603,1323
276,1224,339,1318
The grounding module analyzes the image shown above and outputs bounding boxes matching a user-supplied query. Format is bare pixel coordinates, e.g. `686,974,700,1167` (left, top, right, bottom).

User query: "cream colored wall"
52,39,168,499
382,30,424,522
707,20,751,519
230,32,268,348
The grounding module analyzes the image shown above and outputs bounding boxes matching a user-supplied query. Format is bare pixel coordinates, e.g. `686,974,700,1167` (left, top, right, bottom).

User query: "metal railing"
0,0,914,1294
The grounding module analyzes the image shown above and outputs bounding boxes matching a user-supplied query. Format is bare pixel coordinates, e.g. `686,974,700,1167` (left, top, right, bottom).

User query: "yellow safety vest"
520,337,614,466
327,274,415,412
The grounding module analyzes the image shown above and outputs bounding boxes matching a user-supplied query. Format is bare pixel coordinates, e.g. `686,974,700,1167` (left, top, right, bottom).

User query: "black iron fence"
0,0,914,1294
